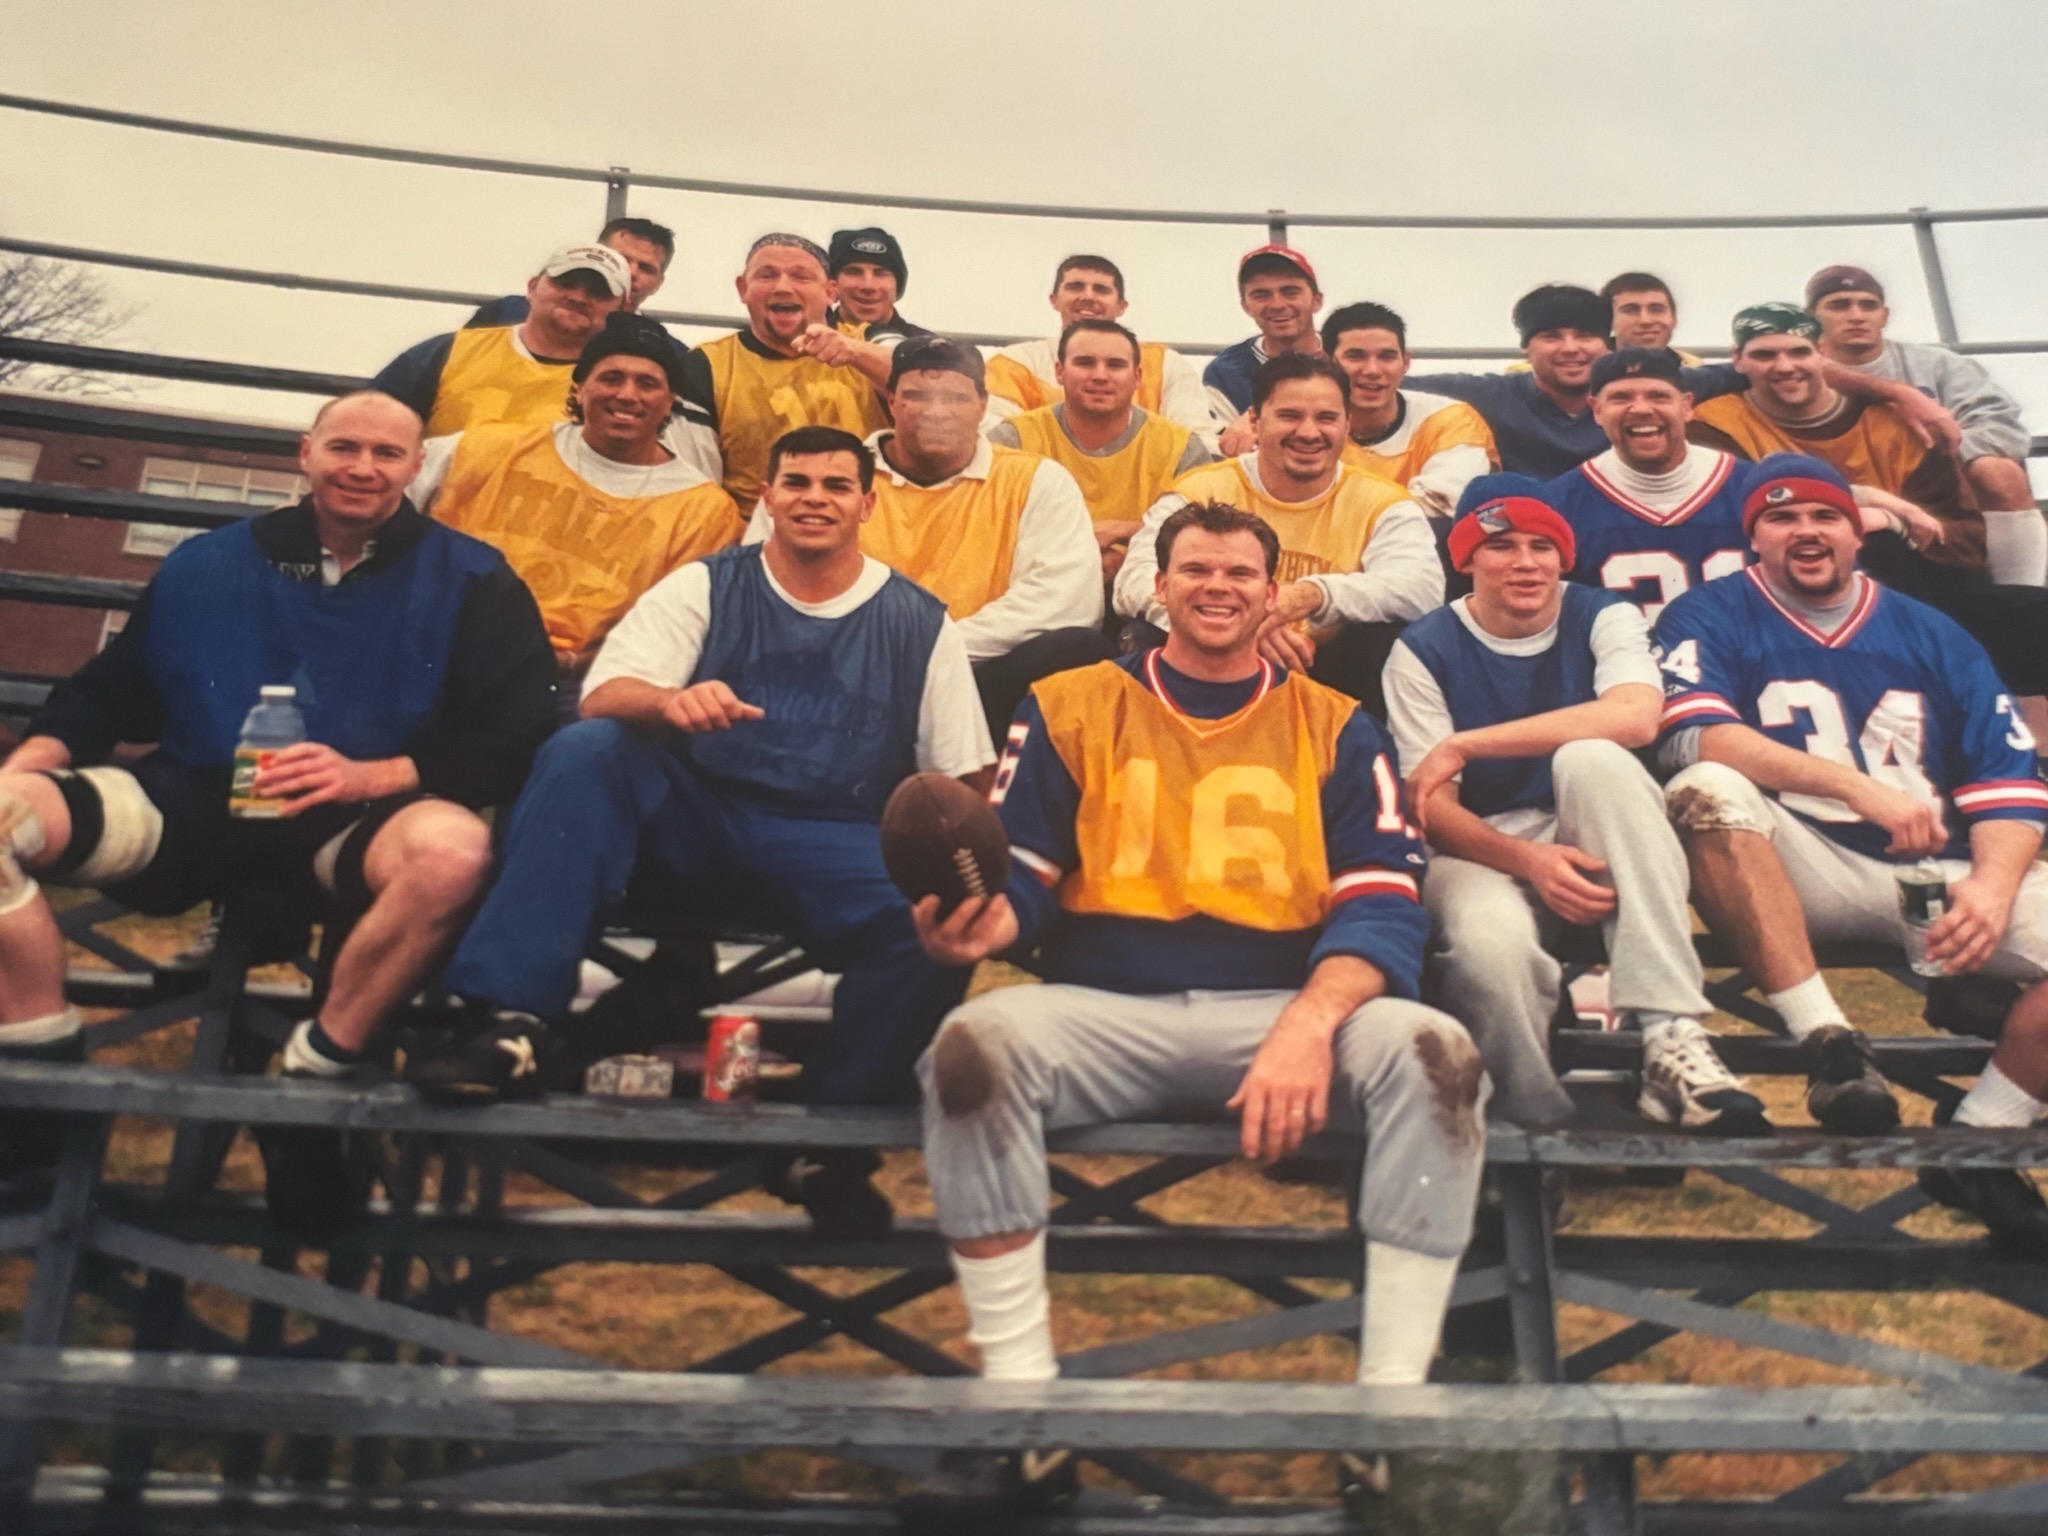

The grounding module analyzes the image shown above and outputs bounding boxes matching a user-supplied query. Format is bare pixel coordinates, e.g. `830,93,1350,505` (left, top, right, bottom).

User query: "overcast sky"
4,0,2048,450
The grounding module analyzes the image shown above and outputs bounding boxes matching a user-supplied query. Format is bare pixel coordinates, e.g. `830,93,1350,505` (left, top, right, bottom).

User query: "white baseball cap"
539,243,631,298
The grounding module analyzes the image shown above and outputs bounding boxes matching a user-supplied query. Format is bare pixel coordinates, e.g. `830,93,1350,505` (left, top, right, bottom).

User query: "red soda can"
703,1013,760,1103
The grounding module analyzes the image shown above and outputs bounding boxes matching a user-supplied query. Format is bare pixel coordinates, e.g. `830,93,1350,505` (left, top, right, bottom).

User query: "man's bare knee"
1666,763,1769,839
1966,454,2036,510
367,804,493,908
930,1017,1001,1119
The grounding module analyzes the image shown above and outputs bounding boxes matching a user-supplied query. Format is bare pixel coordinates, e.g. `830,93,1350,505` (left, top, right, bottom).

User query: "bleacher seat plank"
6,1349,2048,1456
3,1061,2045,1168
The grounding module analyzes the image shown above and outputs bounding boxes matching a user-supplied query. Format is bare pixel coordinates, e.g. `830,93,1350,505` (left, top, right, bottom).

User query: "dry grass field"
5,907,2048,1511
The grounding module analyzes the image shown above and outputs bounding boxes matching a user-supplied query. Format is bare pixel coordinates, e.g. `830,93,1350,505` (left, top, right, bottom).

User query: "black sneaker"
1802,1024,1901,1134
405,1009,558,1105
254,1067,376,1236
998,1447,1078,1516
765,1148,894,1241
0,1026,85,1180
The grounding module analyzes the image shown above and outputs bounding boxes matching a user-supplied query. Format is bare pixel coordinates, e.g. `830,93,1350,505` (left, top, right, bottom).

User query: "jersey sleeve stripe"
1953,781,2048,814
1331,869,1420,904
1010,845,1064,886
1660,693,1743,727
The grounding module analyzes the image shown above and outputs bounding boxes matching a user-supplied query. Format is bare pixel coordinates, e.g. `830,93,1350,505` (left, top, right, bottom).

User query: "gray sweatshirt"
1844,340,2029,463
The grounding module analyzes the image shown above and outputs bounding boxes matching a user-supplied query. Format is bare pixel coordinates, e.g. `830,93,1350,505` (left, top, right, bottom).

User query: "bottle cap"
259,685,297,701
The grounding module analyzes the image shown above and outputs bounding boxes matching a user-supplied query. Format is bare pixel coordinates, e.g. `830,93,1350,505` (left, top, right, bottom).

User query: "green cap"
1732,302,1821,349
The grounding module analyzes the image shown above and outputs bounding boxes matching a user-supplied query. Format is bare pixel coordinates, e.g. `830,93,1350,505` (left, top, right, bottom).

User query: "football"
879,773,1011,918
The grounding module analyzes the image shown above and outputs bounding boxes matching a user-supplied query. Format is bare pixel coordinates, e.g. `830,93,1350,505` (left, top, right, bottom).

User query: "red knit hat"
1447,478,1576,572
1740,453,1860,538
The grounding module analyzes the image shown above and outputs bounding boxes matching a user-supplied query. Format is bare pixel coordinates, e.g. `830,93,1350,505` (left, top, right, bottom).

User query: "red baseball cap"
1237,243,1319,290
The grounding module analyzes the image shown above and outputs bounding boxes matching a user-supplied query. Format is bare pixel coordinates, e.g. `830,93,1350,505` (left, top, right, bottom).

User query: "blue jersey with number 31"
1652,567,2048,861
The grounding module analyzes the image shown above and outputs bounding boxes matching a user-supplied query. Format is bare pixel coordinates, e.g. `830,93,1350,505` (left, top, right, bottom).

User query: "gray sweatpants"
917,983,1488,1260
1427,738,1710,1130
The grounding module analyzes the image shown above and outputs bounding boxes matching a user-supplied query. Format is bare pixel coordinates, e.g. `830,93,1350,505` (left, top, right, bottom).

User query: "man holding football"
910,498,1487,1512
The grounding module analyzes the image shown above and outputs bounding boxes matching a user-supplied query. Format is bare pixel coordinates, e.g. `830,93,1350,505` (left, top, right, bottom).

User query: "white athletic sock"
282,1019,356,1078
1636,1011,1697,1042
952,1231,1057,1381
0,1007,81,1048
1955,1061,2048,1129
1357,1241,1462,1386
1982,507,2048,587
1767,974,1848,1041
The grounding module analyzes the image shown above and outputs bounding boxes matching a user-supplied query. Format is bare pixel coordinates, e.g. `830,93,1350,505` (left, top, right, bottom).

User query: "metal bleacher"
4,91,2048,1535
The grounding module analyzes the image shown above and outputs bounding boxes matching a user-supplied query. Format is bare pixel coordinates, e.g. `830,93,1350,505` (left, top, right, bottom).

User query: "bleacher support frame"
2,891,2048,1532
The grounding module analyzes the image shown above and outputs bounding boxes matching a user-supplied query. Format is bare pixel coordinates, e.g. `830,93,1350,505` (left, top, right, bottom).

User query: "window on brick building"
0,437,40,542
128,458,306,559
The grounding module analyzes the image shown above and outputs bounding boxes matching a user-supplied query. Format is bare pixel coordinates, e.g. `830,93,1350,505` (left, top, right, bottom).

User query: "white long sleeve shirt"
1112,452,1445,631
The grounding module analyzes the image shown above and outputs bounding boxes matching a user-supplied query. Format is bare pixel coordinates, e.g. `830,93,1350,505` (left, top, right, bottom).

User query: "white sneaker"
1638,1018,1771,1136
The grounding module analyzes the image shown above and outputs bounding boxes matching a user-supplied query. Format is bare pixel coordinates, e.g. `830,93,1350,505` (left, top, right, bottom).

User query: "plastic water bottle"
228,686,305,820
1896,861,1949,979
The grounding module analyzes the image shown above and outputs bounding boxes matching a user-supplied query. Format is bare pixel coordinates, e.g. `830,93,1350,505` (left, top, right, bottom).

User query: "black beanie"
888,334,984,391
1512,284,1610,346
829,227,909,297
572,313,687,393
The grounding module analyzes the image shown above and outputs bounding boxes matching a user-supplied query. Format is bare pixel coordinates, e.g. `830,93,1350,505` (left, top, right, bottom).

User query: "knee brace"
50,767,165,887
0,791,48,916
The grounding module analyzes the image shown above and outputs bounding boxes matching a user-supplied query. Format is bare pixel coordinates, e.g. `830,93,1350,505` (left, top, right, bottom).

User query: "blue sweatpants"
442,719,969,1106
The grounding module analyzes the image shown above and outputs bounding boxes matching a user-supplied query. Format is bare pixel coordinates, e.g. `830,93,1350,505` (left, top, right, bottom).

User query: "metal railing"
5,90,2048,357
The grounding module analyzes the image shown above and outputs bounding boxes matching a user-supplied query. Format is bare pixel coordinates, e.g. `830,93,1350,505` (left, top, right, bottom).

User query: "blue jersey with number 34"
1651,567,2048,861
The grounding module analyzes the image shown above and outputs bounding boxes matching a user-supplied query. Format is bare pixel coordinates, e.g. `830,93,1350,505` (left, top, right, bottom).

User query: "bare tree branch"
0,255,138,395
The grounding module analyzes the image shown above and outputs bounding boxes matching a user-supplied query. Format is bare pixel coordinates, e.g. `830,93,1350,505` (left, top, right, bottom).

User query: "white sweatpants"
1427,738,1711,1129
1664,760,2048,981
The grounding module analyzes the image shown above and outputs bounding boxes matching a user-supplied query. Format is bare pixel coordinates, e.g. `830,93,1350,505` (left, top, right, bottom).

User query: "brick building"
0,390,305,707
